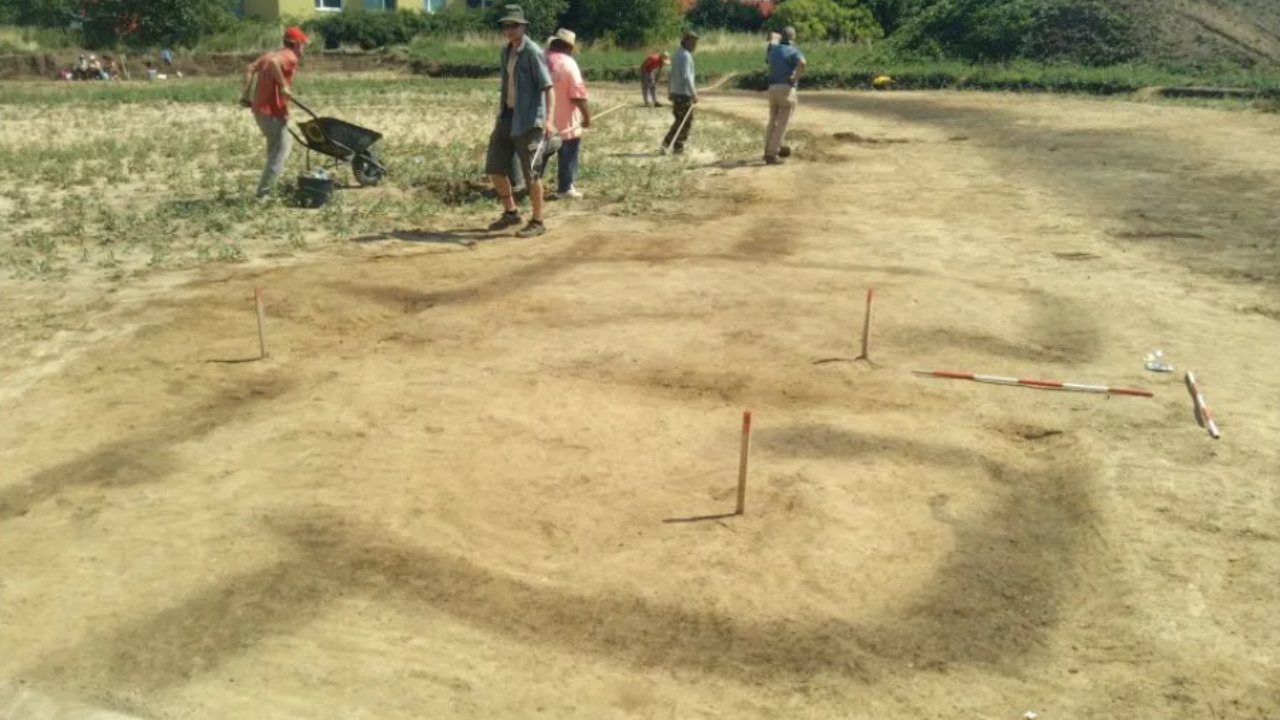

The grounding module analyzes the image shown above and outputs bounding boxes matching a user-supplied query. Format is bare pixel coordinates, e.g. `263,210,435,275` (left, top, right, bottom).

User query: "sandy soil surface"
2,88,1278,720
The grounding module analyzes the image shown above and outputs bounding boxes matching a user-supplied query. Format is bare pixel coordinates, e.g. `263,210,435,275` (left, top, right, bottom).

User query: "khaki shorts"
485,110,542,181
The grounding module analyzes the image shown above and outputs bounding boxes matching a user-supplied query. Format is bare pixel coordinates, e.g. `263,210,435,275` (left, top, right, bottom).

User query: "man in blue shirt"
662,31,699,155
484,5,557,238
764,26,806,165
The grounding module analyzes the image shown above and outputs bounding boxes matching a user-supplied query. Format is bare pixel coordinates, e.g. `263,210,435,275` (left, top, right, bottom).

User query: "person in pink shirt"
543,28,591,199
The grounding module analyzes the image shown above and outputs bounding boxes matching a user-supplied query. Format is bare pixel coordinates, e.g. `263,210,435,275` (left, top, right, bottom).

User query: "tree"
588,0,681,47
486,0,569,40
861,0,925,34
891,0,1037,61
1024,0,1139,65
767,0,882,43
687,0,766,33
558,0,596,34
0,0,82,27
77,0,236,48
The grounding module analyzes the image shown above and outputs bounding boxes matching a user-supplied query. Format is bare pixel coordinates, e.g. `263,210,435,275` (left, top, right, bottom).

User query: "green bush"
305,7,486,50
80,0,237,49
484,0,569,40
1024,0,1139,66
862,0,925,34
766,0,883,43
0,0,80,28
687,0,767,33
888,0,1140,64
1,0,243,48
891,0,1037,61
587,0,681,48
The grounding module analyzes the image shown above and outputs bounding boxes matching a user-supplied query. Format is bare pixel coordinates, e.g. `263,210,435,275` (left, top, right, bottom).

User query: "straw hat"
548,28,576,47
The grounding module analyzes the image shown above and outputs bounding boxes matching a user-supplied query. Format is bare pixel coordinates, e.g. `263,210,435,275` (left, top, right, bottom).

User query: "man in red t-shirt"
640,51,669,107
240,27,309,198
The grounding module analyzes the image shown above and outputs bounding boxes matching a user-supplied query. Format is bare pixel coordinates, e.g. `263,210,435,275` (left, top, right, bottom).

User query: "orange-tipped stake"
736,410,753,515
255,287,267,359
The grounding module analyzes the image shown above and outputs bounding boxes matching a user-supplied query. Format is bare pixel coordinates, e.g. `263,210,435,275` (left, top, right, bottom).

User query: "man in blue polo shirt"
764,26,806,165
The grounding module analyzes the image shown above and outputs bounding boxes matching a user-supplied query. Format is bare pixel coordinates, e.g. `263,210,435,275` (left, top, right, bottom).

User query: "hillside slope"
1121,0,1280,66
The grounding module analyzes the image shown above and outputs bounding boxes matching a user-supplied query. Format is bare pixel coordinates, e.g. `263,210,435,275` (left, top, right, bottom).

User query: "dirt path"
2,90,1278,720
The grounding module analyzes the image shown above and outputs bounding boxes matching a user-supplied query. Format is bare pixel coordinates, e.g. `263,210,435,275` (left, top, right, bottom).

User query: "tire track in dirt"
799,92,1280,286
0,373,292,523
19,427,1097,696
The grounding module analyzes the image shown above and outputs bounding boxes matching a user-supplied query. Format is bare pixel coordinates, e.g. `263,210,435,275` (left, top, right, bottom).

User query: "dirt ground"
2,88,1278,720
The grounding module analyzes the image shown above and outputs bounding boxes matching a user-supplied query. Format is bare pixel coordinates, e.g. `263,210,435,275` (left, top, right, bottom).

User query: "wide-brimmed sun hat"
548,28,576,47
498,5,529,25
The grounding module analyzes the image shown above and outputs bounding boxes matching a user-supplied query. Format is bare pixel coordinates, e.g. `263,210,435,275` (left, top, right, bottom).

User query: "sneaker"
488,210,522,231
561,187,583,199
515,219,547,238
764,155,783,165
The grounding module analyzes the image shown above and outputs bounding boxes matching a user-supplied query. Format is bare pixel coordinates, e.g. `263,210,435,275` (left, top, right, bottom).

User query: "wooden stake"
736,410,752,515
255,287,267,359
859,288,875,360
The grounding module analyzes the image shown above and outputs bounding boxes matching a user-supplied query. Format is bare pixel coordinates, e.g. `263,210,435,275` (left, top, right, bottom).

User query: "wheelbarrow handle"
289,96,319,120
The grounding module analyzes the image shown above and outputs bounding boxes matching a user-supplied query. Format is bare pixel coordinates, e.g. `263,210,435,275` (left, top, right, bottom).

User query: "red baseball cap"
284,27,310,45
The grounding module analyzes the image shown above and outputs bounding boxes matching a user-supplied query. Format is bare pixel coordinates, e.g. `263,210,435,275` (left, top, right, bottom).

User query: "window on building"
316,0,343,10
364,0,398,8
424,0,445,11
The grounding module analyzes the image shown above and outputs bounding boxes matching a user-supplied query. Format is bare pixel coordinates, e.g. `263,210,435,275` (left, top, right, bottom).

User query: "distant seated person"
161,48,174,67
75,54,88,80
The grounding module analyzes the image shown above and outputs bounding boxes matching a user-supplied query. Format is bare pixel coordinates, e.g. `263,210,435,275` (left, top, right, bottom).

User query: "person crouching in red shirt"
241,27,310,199
640,51,670,107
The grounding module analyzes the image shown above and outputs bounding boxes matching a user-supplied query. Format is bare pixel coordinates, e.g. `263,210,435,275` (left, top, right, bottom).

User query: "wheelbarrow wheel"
352,150,385,187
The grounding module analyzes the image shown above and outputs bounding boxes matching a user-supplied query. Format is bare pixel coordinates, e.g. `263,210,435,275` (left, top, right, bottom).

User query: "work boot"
764,155,783,165
488,210,522,231
515,219,547,238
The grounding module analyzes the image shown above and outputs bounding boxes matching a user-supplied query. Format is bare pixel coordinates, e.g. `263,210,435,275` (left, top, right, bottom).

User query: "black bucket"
296,174,334,209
